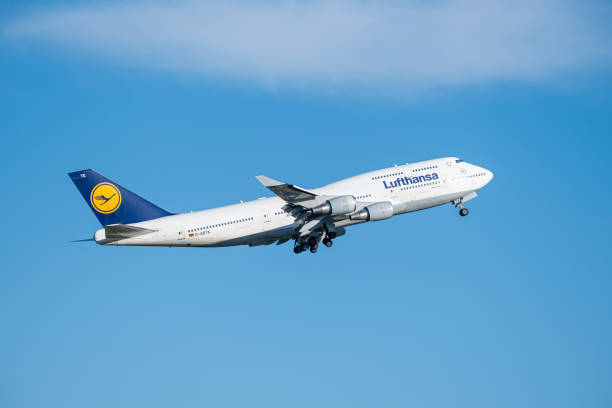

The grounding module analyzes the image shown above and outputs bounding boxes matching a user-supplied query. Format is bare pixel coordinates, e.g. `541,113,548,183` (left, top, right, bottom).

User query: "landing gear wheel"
293,246,302,254
300,242,309,251
459,208,469,217
323,238,333,248
307,236,319,253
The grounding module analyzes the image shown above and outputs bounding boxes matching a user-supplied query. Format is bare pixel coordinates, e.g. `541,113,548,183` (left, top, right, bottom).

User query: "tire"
459,208,469,217
310,245,318,253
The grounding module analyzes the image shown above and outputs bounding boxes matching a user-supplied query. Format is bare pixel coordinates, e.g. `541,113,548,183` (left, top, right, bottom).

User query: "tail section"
68,169,173,226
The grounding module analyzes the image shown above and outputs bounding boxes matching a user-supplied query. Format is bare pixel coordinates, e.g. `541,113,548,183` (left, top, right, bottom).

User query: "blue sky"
1,1,611,407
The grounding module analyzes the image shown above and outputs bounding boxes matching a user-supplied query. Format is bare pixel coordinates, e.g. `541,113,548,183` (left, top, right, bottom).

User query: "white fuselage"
94,157,493,247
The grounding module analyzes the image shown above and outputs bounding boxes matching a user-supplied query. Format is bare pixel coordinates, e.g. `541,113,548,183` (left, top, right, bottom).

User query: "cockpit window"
455,159,464,163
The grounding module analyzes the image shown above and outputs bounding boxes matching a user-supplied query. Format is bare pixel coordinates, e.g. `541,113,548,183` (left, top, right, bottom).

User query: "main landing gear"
293,232,336,254
453,198,469,217
293,240,309,254
322,230,336,248
308,237,318,253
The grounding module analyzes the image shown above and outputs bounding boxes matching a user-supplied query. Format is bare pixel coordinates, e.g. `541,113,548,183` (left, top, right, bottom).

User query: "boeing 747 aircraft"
69,157,493,254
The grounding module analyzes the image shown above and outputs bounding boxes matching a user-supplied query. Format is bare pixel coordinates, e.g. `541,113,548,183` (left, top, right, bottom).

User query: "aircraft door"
259,209,272,232
262,209,272,223
178,227,186,240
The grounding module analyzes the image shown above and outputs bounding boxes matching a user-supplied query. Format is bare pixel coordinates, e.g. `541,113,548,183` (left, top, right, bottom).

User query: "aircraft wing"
256,175,317,202
256,175,346,238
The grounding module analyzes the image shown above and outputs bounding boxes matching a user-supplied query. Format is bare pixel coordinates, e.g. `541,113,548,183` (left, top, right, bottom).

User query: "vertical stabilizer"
68,169,173,226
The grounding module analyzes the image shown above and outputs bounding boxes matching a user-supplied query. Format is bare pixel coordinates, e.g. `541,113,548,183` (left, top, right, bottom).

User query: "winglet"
255,175,317,202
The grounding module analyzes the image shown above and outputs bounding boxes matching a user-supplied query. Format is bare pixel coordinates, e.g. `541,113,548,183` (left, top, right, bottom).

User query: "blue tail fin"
68,169,173,226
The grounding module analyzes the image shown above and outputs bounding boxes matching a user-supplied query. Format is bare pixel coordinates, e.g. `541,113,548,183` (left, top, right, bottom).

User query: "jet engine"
310,195,356,216
349,202,394,221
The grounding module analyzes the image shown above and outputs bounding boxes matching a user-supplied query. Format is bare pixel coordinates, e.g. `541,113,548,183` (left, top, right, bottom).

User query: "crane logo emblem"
90,182,122,214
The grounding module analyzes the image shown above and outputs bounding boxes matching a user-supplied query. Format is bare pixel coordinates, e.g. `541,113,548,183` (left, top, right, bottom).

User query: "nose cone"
484,169,494,186
474,165,493,188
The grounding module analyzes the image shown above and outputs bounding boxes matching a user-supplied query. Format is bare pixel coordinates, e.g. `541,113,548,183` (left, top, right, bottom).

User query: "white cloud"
4,0,611,92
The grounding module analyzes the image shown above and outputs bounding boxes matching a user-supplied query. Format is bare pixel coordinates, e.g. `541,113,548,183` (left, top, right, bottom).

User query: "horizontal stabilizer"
104,224,156,239
256,175,317,202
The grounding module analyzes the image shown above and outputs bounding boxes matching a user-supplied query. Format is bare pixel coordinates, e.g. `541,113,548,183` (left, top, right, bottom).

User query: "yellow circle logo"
90,182,122,214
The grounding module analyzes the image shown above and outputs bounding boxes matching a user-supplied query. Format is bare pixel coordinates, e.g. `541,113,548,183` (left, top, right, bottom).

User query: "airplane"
68,157,493,254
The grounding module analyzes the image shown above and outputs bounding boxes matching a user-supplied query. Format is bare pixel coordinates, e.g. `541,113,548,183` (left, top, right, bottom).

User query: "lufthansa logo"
90,182,122,214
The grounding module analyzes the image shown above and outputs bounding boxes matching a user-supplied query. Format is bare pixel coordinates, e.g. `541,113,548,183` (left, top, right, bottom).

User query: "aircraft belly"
215,224,295,247
396,191,463,213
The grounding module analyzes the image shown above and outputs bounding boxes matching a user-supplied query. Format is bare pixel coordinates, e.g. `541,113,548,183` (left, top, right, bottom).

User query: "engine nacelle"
310,195,356,216
349,202,394,221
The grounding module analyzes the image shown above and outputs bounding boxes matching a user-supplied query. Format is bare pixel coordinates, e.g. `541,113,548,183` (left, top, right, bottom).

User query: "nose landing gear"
453,198,469,217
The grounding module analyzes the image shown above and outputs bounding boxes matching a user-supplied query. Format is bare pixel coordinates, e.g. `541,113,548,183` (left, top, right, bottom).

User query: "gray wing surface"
255,175,317,202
